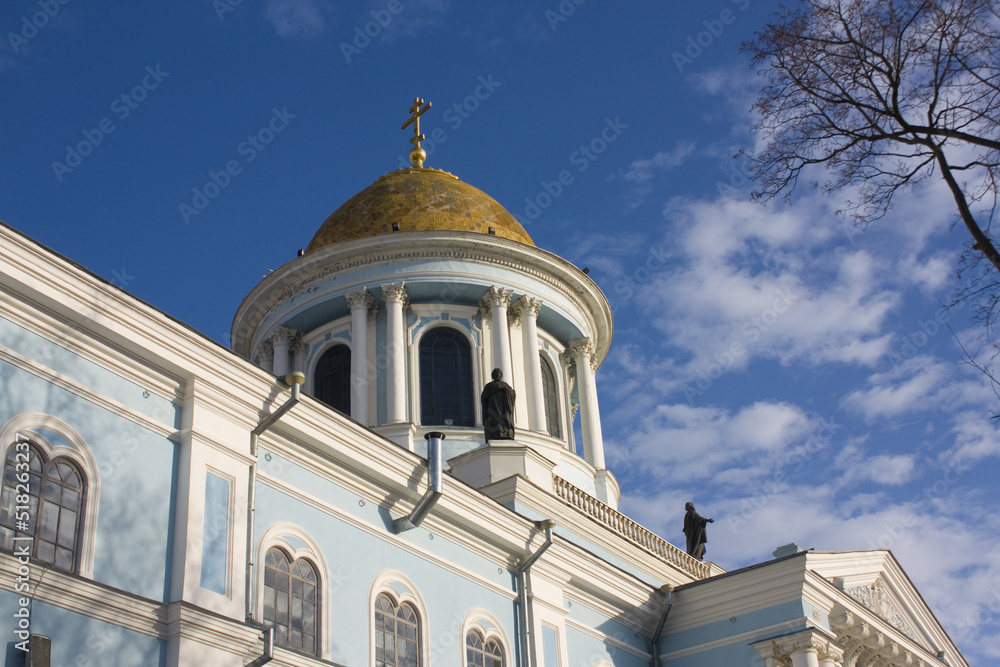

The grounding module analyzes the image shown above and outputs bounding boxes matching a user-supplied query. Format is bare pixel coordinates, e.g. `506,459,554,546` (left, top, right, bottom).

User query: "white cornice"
231,232,613,364
0,344,178,441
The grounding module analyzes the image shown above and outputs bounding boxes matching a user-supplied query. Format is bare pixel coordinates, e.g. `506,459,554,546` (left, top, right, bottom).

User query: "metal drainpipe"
517,519,555,667
246,627,274,667
650,584,674,667
393,432,445,533
245,372,305,622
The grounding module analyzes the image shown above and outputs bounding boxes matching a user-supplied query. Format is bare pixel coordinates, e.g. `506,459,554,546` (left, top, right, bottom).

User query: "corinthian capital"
481,285,513,311
346,286,377,313
568,338,595,359
380,282,408,305
269,325,296,347
510,295,542,325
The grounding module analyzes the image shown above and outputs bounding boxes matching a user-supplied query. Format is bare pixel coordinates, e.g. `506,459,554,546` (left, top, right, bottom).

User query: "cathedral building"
0,101,967,666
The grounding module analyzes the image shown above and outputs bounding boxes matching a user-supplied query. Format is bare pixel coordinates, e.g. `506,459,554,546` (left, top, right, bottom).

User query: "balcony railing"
552,476,711,580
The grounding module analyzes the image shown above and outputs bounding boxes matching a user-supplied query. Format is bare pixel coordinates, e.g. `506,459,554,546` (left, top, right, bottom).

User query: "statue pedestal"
446,440,556,491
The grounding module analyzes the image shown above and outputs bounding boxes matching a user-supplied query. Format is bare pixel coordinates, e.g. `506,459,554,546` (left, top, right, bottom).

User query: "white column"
791,648,820,667
291,333,306,374
270,326,294,378
483,286,513,383
569,338,605,469
382,282,408,424
256,341,274,374
346,287,376,424
514,297,546,433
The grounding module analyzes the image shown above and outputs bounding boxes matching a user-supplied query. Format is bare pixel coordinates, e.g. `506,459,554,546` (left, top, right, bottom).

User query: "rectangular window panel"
541,625,559,667
200,471,231,595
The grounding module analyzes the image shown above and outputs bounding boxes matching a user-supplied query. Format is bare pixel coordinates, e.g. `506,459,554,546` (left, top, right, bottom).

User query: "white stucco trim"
0,412,100,578
254,521,332,660
462,608,514,667
368,569,431,667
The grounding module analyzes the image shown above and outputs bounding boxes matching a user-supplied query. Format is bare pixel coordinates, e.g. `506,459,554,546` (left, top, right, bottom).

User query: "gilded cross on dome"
401,97,432,168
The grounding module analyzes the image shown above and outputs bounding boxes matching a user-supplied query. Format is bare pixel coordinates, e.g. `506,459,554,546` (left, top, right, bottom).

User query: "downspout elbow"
246,627,275,667
518,520,555,574
651,584,674,667
393,432,445,533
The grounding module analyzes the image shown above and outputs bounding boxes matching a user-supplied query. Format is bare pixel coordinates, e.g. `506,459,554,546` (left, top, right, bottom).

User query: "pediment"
834,575,924,644
806,551,953,659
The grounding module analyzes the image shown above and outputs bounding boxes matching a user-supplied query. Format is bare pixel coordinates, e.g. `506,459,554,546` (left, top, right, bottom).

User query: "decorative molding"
830,608,928,667
751,629,845,667
233,241,603,347
568,338,594,359
255,339,273,364
291,331,306,355
0,344,178,440
479,285,513,314
380,281,408,305
368,570,431,667
509,295,542,326
254,521,333,659
846,578,917,640
269,325,296,347
345,286,378,315
0,413,101,579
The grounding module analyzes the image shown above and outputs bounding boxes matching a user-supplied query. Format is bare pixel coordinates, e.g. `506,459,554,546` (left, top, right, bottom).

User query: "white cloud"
265,0,327,39
614,141,697,210
620,142,697,184
835,443,917,486
635,194,900,376
606,401,816,488
945,414,1000,465
842,356,956,420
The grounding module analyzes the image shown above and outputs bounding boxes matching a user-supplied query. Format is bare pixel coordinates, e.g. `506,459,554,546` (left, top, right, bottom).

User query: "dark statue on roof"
481,368,516,442
683,502,714,561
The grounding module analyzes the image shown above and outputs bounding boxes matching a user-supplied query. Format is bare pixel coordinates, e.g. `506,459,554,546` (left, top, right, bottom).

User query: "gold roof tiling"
306,167,535,252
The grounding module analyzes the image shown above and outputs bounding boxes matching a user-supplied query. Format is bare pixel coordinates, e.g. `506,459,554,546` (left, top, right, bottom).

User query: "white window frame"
0,412,100,578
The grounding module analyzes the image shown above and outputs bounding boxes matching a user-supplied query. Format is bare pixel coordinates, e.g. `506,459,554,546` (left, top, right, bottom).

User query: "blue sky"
2,0,998,662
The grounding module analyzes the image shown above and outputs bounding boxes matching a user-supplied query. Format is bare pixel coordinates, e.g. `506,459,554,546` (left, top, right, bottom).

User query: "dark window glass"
466,629,504,667
375,593,420,667
315,344,351,414
263,547,319,655
540,356,562,438
0,442,84,573
419,328,474,426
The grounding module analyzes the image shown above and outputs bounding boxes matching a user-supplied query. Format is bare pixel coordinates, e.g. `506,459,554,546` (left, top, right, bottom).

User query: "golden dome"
306,167,534,251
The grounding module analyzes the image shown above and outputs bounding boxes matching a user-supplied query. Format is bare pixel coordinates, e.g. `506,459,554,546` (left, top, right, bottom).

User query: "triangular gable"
804,550,966,665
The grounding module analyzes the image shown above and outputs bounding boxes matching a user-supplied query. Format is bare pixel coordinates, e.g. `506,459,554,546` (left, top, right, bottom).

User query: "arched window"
419,327,474,427
315,344,351,414
466,628,504,667
375,592,420,667
540,356,562,438
263,546,320,655
0,442,85,573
